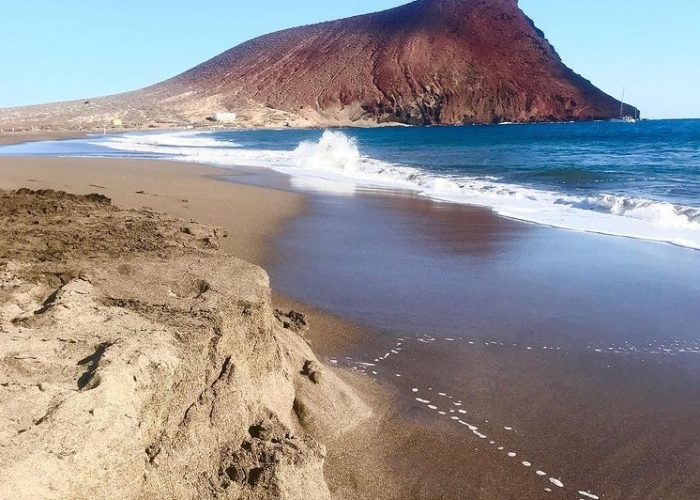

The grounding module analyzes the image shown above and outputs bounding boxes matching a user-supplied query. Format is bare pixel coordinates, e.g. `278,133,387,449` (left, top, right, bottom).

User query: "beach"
0,131,89,147
1,140,700,500
0,155,304,265
0,154,379,500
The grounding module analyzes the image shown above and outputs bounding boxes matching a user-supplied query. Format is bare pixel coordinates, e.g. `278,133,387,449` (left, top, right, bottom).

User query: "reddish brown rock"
159,0,638,125
0,0,639,129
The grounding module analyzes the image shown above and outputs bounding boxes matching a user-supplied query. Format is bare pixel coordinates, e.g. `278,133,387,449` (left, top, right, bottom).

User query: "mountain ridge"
156,0,637,125
0,0,638,129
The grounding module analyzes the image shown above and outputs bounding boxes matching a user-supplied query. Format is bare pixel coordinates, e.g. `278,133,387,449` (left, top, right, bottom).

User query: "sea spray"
293,130,362,173
70,123,700,250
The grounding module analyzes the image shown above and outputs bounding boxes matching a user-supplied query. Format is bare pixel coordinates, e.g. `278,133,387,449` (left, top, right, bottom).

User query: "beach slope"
0,188,370,499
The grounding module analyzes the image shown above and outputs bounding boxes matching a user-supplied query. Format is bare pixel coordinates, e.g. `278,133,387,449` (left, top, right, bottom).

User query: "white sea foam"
92,130,700,250
550,478,564,488
96,131,239,152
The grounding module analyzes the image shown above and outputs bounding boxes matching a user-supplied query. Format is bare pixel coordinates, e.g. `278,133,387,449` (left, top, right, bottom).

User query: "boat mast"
619,86,626,118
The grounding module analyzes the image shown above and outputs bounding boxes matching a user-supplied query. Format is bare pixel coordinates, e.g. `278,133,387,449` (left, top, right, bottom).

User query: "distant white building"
211,112,237,123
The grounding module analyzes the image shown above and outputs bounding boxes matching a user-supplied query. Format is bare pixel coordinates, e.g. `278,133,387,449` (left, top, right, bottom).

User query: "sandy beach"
0,152,415,499
0,154,383,500
0,156,304,265
0,131,88,146
1,148,700,500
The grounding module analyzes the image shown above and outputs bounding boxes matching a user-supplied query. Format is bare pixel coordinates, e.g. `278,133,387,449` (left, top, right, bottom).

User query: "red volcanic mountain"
0,0,638,129
157,0,638,125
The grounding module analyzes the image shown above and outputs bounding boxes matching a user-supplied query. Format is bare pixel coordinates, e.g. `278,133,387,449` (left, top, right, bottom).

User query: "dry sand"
0,156,303,265
0,183,372,499
0,153,421,500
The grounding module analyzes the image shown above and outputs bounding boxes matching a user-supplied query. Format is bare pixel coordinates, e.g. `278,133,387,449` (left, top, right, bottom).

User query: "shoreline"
0,153,417,498
2,143,700,499
27,124,696,252
258,163,700,498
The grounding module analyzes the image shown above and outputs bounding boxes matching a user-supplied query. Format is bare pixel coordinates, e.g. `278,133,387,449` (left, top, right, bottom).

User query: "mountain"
0,0,638,129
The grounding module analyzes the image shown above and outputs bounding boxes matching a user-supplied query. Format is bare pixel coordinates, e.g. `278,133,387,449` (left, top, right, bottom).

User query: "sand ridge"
0,188,370,499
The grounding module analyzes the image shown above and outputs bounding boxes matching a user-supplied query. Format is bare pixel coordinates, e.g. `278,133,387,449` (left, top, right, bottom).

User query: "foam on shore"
78,130,700,251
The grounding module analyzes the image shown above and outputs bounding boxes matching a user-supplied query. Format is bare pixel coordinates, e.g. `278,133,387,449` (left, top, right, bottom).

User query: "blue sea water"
2,119,699,248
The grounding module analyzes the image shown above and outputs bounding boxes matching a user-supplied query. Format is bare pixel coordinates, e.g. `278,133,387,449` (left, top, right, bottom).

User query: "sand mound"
0,189,371,499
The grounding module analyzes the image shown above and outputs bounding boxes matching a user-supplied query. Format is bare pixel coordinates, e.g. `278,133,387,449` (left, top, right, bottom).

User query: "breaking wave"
93,130,700,250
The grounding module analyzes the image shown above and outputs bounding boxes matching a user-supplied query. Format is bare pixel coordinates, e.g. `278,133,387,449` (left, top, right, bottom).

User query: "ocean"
7,119,697,250
3,120,700,498
7,119,699,343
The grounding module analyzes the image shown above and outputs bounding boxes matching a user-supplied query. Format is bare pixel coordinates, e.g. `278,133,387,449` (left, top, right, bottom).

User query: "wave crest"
90,129,700,250
286,131,700,248
293,130,362,172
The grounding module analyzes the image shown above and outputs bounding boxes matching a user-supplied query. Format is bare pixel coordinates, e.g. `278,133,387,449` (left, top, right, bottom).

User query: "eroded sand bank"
0,187,371,499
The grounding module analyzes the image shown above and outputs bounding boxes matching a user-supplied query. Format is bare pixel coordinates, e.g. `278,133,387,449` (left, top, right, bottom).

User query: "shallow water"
268,187,700,348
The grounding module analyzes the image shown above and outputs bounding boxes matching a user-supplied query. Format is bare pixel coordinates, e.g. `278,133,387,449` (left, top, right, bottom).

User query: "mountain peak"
157,0,633,125
0,0,636,130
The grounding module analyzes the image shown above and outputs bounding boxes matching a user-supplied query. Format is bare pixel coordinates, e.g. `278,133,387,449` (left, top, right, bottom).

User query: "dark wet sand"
268,185,700,500
0,130,87,146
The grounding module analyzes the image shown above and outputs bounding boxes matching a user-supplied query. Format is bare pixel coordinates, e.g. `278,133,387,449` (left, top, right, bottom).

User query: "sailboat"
610,87,636,123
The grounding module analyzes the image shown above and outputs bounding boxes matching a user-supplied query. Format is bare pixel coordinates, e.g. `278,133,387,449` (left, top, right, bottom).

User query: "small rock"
274,309,309,334
301,359,322,384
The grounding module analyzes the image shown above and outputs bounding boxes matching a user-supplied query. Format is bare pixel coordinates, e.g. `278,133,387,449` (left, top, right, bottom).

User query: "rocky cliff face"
158,0,638,125
0,0,637,129
0,189,370,499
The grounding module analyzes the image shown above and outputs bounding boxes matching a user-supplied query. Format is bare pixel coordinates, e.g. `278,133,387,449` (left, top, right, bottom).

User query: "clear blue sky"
1,0,697,118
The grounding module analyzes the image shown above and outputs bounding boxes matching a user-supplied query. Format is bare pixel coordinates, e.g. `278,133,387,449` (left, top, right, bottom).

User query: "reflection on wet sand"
268,187,700,346
231,170,700,499
360,190,528,257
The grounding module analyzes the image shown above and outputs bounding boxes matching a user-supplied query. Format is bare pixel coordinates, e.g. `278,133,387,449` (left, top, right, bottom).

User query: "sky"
0,0,698,119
